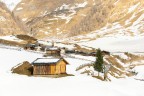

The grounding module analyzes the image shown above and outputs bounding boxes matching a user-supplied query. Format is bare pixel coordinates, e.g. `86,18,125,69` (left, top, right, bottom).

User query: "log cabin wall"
56,60,66,74
33,60,67,75
46,50,60,56
50,65,56,74
33,64,56,75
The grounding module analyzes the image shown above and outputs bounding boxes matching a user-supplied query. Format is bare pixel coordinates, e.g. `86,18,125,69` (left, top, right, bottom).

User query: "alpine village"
0,0,144,96
11,39,109,79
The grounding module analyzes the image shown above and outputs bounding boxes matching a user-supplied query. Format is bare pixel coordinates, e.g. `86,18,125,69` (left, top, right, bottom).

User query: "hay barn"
45,47,61,56
32,58,69,75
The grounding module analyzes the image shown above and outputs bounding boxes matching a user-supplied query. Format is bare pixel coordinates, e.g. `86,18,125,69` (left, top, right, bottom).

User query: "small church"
32,58,69,75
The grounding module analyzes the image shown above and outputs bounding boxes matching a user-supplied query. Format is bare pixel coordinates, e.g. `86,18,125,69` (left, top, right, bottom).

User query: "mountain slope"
13,0,144,39
0,2,25,36
13,0,92,38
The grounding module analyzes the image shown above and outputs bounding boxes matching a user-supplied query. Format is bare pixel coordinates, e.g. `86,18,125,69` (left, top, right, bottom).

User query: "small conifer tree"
93,48,104,76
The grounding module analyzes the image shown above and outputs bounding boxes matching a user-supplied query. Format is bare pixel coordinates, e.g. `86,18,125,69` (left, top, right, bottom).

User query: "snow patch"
128,3,140,13
54,10,76,24
0,16,6,21
38,40,52,46
22,18,27,21
75,1,87,8
0,35,23,42
1,0,22,11
59,4,70,10
114,0,120,5
55,1,87,11
134,65,144,79
54,1,87,24
125,13,136,25
16,7,23,11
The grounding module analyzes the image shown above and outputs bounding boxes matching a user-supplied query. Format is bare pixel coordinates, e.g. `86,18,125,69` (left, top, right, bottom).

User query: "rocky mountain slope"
0,2,25,36
12,0,144,39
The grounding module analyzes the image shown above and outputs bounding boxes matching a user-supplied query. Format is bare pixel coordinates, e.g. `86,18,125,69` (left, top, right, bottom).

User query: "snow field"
0,47,144,96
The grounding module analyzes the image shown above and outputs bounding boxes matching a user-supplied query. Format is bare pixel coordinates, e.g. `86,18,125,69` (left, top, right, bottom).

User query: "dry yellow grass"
76,53,144,80
11,61,33,76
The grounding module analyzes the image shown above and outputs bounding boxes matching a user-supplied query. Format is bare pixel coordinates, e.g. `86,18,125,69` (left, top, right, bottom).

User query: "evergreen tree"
93,48,104,76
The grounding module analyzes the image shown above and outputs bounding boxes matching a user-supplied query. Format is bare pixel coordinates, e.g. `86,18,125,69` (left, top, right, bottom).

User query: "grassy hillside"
12,0,144,39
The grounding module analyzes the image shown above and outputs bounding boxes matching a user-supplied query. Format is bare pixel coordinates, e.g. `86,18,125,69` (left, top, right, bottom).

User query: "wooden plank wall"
33,65,57,75
33,60,67,75
56,60,66,74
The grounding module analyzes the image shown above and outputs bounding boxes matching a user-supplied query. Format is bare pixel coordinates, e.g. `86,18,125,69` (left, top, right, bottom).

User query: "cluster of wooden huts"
24,41,65,55
25,41,69,75
22,41,110,76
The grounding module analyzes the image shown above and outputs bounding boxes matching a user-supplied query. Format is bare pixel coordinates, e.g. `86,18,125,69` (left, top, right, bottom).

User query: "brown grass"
0,39,25,47
105,56,125,70
76,63,93,71
16,35,37,43
76,53,144,80
11,61,33,76
113,55,128,63
92,76,104,81
108,67,125,78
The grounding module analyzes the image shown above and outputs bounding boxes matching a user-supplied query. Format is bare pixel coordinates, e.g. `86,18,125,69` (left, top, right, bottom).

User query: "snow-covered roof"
46,47,60,51
32,58,68,65
37,40,52,46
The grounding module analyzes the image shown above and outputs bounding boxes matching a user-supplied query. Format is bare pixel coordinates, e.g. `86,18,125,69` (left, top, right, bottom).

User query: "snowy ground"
0,47,144,96
78,36,144,52
0,35,24,42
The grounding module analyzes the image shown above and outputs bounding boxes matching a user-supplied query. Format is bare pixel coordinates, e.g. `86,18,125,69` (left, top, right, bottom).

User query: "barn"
45,47,61,56
24,43,36,50
32,58,69,75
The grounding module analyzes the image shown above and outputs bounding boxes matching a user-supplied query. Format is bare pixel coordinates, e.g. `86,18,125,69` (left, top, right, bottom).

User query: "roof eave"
32,63,57,65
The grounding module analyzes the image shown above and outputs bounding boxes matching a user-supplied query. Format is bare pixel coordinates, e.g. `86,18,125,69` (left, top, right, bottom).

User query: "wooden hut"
32,58,69,75
102,51,110,56
45,47,61,56
24,43,36,50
